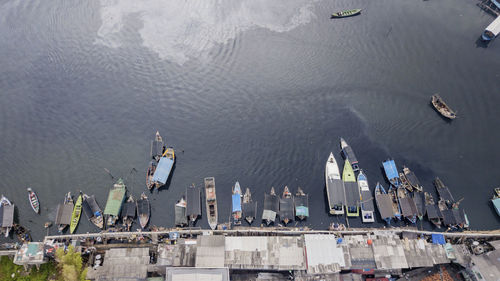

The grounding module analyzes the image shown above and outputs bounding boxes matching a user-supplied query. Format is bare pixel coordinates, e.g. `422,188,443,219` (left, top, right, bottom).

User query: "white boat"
325,152,345,215
482,16,500,41
0,195,14,238
358,171,375,223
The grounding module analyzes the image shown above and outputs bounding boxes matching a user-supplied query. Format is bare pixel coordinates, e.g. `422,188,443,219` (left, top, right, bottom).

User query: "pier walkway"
42,227,500,243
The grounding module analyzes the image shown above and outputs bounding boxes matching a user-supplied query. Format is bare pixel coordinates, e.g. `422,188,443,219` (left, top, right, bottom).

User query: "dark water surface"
1,0,500,241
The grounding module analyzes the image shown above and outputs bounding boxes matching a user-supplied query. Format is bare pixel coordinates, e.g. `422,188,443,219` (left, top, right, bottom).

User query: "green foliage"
55,245,88,281
0,256,57,281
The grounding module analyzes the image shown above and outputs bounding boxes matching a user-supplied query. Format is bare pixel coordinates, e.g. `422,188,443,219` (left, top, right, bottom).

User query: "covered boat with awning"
383,159,400,187
103,178,126,226
151,148,175,188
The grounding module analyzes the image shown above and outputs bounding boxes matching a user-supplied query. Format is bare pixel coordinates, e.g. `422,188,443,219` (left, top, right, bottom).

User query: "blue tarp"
383,159,398,182
232,194,241,212
296,206,309,217
431,234,445,245
152,157,174,185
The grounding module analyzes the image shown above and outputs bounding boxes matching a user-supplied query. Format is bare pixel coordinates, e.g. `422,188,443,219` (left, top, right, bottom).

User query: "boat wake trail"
95,0,317,64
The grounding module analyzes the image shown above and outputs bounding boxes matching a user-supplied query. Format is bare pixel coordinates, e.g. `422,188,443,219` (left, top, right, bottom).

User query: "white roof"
304,234,345,274
486,16,500,36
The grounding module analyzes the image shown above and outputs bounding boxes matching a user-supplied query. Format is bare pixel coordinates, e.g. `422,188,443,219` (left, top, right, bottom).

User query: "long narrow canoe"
331,9,361,18
70,193,83,234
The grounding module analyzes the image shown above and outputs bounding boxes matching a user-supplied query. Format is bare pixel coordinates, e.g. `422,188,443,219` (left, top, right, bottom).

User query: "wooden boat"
294,187,309,220
262,187,279,225
331,9,361,18
27,188,40,214
82,194,104,229
152,147,175,189
56,192,74,232
137,192,150,229
399,172,413,192
146,160,157,190
403,166,423,192
232,182,242,225
374,183,393,225
325,152,345,215
0,195,14,237
175,196,188,227
343,159,359,217
103,178,126,227
358,171,375,223
279,186,294,225
425,192,441,228
122,195,136,231
382,159,400,188
150,131,164,161
243,188,257,224
70,193,83,234
340,138,359,171
186,184,201,223
412,191,425,221
13,224,31,243
397,187,417,224
204,177,218,230
431,94,456,119
390,187,402,221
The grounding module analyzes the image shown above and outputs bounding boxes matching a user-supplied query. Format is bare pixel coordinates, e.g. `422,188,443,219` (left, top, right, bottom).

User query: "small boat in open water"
204,177,218,230
331,9,361,18
294,187,309,220
279,186,294,225
232,182,242,226
242,188,257,224
431,94,456,119
137,193,150,229
27,188,40,214
70,193,83,234
82,194,104,229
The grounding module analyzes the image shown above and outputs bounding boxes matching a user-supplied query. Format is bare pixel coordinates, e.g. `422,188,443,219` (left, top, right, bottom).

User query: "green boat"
331,9,362,18
70,193,83,234
343,159,360,217
103,178,126,227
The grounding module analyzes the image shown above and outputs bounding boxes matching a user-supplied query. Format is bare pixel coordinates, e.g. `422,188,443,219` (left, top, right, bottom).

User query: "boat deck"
152,157,174,185
412,193,425,217
344,182,360,210
425,204,441,220
122,201,136,218
175,205,187,226
262,194,279,222
327,178,345,211
186,186,201,218
279,197,294,222
55,203,73,226
375,194,394,219
294,195,309,218
103,188,126,217
342,146,358,167
399,197,417,218
242,202,257,220
360,189,374,212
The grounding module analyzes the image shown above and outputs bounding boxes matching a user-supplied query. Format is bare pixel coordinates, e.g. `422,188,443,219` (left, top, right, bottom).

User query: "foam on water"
96,0,316,64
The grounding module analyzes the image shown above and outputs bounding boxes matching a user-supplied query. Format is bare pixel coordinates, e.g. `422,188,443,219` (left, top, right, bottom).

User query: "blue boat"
382,159,400,187
374,182,393,225
482,16,500,41
151,147,175,189
232,182,242,225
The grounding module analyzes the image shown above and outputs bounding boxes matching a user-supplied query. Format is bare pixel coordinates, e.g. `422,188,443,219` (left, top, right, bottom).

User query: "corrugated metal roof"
152,157,174,184
103,182,126,216
55,203,73,225
375,194,393,219
304,234,344,274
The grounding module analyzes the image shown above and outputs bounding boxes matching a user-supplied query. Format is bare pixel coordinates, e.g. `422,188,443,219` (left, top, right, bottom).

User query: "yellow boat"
70,193,82,234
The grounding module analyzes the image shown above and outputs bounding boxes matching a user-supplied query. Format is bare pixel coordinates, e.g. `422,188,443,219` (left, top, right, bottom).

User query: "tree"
55,245,88,281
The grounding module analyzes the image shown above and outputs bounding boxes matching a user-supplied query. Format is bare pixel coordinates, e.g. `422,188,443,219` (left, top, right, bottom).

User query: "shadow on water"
475,36,490,49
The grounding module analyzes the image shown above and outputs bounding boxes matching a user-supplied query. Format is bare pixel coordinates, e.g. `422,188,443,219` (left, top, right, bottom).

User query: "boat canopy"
405,170,421,188
485,13,500,39
279,197,294,221
55,203,73,225
383,160,399,184
294,195,309,217
186,186,201,217
425,204,441,219
242,202,256,218
327,178,345,207
175,204,187,226
345,182,360,208
262,193,279,222
295,206,309,218
262,209,276,222
441,209,457,226
0,205,14,227
375,194,393,219
232,194,242,212
122,201,136,218
152,157,174,185
437,187,454,203
412,193,425,216
103,185,126,217
399,197,417,218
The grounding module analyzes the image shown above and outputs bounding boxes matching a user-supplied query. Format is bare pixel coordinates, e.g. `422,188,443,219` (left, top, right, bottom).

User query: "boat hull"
70,194,83,234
